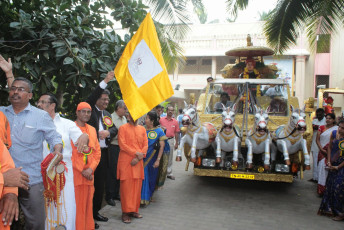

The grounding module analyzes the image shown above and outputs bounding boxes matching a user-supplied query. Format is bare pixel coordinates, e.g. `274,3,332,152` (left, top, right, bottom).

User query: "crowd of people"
0,51,343,230
310,108,344,221
0,55,182,229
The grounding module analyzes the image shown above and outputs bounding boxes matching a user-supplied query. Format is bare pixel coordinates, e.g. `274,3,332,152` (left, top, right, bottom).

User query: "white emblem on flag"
128,39,163,88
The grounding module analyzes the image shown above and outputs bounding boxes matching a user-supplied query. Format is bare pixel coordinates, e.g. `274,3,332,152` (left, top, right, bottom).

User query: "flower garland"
242,67,261,97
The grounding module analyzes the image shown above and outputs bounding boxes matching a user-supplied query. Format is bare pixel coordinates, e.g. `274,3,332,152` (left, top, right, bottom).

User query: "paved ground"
98,157,343,230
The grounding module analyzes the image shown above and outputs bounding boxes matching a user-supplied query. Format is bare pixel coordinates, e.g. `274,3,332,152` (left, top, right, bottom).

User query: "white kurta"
311,118,326,180
43,114,82,230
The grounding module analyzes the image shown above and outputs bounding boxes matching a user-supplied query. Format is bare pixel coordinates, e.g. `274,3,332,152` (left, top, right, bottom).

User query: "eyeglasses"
36,100,52,105
99,98,110,102
9,86,30,93
79,110,91,115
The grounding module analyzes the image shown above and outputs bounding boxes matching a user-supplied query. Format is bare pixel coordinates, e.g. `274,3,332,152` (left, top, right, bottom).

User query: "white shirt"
42,113,83,230
97,80,108,148
43,113,82,158
111,111,127,145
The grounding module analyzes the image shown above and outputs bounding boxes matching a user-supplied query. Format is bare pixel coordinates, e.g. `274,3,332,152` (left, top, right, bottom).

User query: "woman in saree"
141,111,166,206
316,113,337,196
318,119,344,221
156,133,170,189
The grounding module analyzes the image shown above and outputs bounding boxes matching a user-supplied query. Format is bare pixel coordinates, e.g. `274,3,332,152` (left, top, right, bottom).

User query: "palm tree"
226,0,344,54
144,0,206,70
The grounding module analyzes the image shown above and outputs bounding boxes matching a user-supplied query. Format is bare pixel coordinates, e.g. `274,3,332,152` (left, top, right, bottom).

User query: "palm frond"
155,22,186,72
265,0,344,54
225,0,249,18
192,0,207,24
306,0,344,51
146,0,191,40
191,0,205,12
264,0,313,54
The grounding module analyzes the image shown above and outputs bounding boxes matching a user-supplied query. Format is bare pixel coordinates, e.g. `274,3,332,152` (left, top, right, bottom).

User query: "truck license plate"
230,174,255,180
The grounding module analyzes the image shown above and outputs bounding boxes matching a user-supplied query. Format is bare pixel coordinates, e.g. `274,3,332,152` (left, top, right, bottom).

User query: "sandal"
130,212,143,218
122,213,131,224
332,215,344,221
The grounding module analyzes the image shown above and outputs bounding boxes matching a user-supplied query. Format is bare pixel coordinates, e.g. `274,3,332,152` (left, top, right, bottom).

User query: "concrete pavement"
98,159,343,230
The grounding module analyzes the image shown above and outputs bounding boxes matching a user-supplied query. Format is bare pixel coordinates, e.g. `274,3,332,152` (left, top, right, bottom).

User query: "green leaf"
63,57,74,65
56,47,68,57
52,41,65,48
80,79,86,88
9,22,21,28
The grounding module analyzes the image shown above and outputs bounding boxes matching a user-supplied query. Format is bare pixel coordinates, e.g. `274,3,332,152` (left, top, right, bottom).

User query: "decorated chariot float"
176,35,313,183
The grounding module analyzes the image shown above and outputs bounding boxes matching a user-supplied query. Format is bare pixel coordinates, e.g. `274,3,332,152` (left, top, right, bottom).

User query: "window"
201,59,212,65
186,59,197,66
315,75,329,98
316,34,331,53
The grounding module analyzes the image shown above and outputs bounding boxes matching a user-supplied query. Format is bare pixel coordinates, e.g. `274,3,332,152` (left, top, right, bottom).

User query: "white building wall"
330,26,344,109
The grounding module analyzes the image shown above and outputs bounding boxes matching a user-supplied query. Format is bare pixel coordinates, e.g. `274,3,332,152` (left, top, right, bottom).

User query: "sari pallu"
156,138,170,189
141,127,166,205
318,130,344,217
317,125,337,195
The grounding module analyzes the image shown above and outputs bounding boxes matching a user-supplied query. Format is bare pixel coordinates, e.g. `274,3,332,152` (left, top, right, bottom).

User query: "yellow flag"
114,13,174,121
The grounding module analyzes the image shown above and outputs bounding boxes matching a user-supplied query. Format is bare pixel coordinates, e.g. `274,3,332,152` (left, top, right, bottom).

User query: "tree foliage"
0,0,188,114
0,0,145,113
226,0,344,54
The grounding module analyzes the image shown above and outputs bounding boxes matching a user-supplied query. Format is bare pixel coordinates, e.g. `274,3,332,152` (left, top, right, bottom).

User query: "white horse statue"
246,106,272,170
272,105,310,171
176,102,217,163
215,104,241,168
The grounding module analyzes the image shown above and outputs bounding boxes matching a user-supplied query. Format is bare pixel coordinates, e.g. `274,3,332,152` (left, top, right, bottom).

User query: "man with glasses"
86,72,118,223
37,93,89,230
0,78,62,230
71,102,101,230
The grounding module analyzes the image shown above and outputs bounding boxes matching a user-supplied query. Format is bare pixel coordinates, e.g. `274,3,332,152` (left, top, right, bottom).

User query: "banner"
115,13,174,121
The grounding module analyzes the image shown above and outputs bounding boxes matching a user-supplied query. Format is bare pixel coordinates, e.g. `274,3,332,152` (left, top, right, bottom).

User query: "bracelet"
6,76,14,79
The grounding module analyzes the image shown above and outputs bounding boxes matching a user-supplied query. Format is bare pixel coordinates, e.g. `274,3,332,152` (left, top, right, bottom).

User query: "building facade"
169,22,344,112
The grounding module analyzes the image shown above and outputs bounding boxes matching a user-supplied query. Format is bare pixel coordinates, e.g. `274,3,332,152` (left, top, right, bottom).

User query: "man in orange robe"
0,139,29,229
117,113,148,224
71,102,101,230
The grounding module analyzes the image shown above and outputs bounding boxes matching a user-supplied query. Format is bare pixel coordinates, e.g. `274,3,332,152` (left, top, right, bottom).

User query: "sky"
200,0,279,23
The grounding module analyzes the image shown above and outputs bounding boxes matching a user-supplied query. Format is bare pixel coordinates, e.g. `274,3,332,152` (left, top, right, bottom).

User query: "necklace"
251,132,268,145
220,130,235,142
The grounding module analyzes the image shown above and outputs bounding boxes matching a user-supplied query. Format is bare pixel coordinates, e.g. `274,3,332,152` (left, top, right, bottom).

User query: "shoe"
95,223,99,229
130,212,143,218
106,198,116,206
308,179,318,183
332,215,344,221
94,213,108,222
122,213,131,224
167,175,175,180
